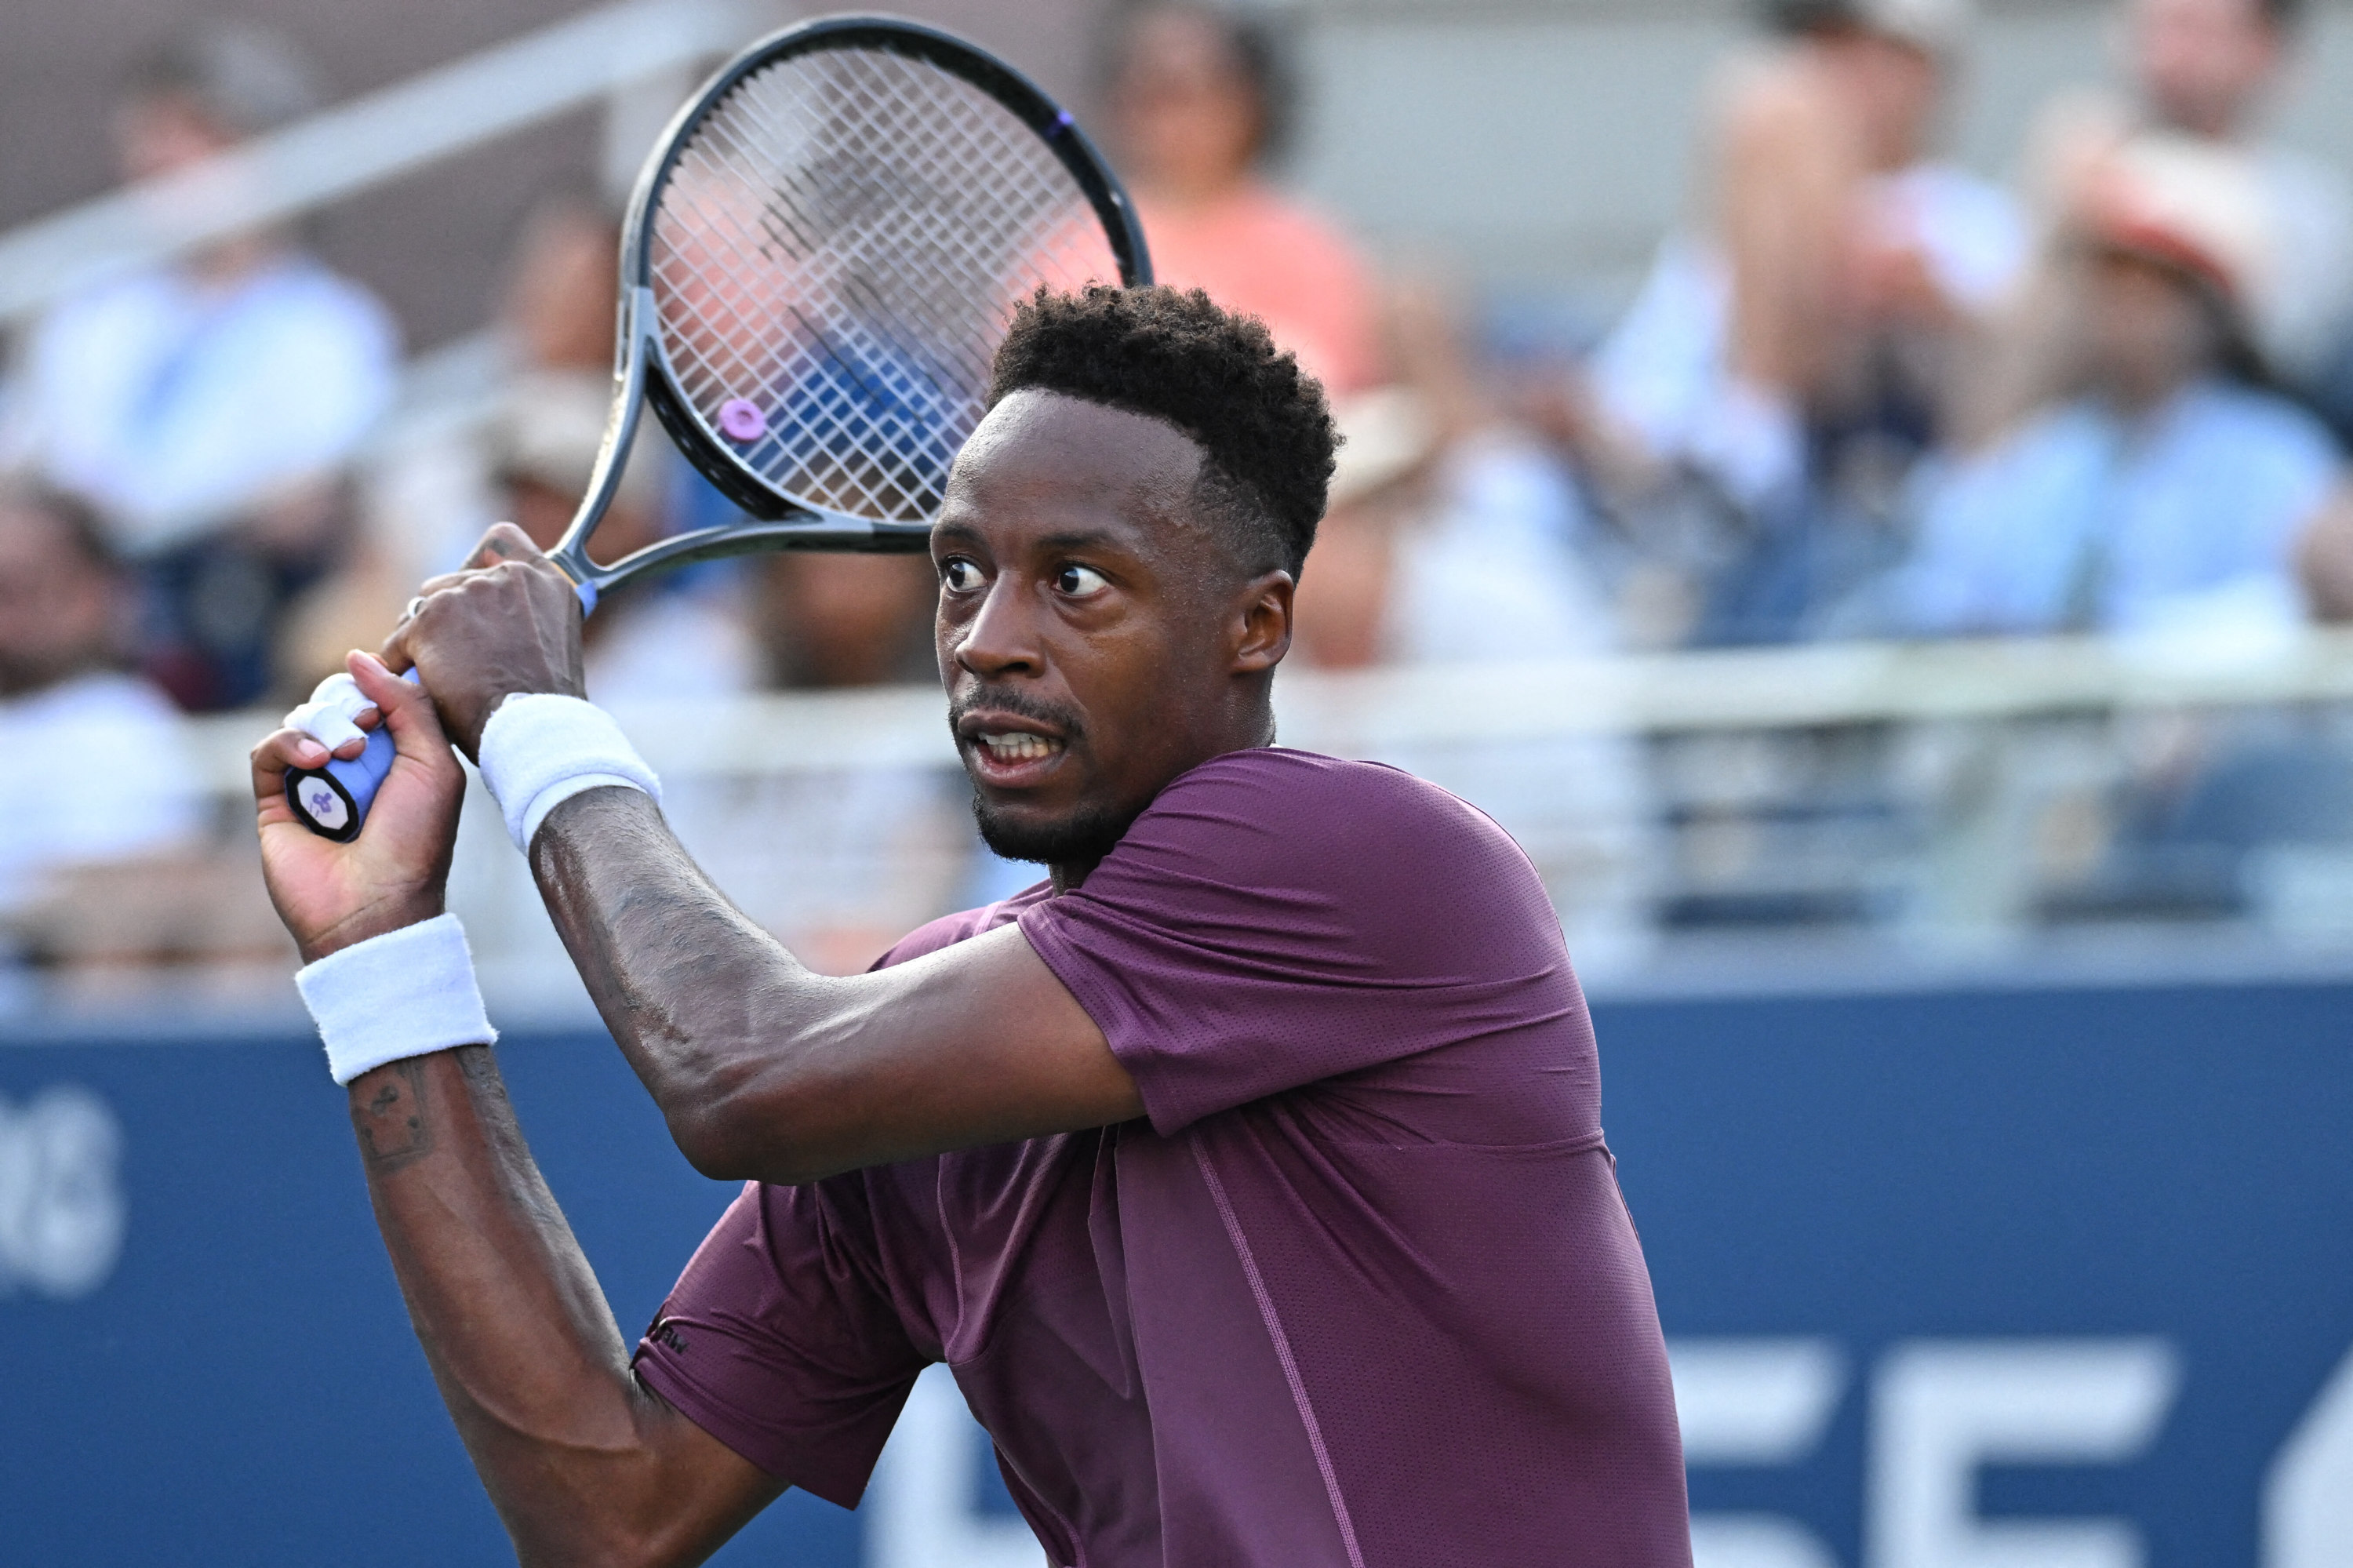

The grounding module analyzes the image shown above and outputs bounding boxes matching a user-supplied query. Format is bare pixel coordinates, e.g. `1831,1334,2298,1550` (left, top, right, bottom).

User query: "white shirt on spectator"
1382,431,1622,663
2249,143,2353,382
5,256,398,556
1593,163,2027,502
1373,432,1660,976
0,671,207,912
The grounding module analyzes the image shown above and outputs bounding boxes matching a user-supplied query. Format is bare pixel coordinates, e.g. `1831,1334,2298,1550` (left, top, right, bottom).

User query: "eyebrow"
933,521,1135,557
1031,529,1127,555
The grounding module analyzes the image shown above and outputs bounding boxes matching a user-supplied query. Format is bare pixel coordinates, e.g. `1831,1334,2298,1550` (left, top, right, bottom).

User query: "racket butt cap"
286,725,397,842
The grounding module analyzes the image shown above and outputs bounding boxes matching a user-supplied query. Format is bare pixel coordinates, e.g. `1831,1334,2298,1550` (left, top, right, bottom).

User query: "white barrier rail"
175,628,2353,790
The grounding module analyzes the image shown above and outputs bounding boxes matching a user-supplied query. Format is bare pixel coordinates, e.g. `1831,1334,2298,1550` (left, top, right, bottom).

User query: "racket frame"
544,13,1153,607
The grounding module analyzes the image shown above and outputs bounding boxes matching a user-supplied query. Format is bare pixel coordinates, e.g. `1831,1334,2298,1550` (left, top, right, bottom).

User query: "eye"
1053,564,1109,598
940,557,984,593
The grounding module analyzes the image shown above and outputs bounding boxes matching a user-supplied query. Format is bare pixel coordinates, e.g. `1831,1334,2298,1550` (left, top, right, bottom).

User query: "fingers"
464,521,547,570
350,649,432,727
282,671,378,759
253,726,326,783
386,524,569,671
250,726,330,819
347,649,463,777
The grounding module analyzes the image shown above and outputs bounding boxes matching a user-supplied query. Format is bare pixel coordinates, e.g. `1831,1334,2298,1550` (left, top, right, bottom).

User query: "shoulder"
870,882,1051,970
1144,746,1509,846
1938,403,2101,497
9,671,182,734
35,273,173,349
1105,748,1554,935
2183,384,2340,479
251,260,401,353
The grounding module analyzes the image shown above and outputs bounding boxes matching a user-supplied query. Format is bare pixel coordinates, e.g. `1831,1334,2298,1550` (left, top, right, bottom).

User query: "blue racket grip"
283,670,422,843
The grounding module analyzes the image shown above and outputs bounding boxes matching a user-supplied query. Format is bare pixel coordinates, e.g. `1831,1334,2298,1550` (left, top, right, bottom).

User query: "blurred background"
3,0,2352,1563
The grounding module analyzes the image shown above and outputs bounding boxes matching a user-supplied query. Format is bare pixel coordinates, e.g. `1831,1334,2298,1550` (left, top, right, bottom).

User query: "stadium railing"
50,625,2341,1020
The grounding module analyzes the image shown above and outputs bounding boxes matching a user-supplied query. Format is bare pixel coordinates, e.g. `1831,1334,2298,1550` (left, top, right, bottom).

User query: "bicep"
765,924,1139,1183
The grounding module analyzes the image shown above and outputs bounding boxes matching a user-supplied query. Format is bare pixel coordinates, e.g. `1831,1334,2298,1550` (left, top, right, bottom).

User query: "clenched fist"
386,522,589,760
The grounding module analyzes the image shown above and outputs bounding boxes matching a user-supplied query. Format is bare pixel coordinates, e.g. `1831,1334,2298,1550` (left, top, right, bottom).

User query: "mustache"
947,685,1085,740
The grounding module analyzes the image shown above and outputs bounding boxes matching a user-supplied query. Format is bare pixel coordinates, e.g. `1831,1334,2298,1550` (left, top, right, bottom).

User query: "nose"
953,570,1044,682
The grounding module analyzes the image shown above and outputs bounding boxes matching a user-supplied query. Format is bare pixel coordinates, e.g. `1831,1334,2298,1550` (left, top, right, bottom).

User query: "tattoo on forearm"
354,1059,434,1170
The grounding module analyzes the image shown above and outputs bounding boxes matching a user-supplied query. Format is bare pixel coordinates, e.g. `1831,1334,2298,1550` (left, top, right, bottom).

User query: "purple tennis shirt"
632,748,1690,1566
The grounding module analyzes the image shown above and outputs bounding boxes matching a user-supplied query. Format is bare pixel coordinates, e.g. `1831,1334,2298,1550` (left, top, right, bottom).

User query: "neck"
1039,716,1277,896
0,653,100,700
2104,364,2195,420
185,232,282,290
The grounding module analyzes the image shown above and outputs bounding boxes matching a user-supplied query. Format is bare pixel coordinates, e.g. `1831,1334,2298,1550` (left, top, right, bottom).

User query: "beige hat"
485,369,667,513
1770,0,1974,56
1326,388,1437,511
2082,132,2274,307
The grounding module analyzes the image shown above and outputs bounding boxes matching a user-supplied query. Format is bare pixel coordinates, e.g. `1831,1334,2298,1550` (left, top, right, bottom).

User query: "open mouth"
959,720,1071,788
977,731,1064,763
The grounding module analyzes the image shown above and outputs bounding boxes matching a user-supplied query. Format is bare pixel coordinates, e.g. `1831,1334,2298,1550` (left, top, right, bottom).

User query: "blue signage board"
2,980,2347,1566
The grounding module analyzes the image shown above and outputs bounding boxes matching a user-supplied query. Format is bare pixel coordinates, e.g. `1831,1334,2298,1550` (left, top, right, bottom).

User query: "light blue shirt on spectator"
1881,379,2342,638
4,256,398,557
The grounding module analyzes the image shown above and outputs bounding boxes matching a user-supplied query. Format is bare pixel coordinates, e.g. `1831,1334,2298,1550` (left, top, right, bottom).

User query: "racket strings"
648,42,1125,524
662,105,1002,515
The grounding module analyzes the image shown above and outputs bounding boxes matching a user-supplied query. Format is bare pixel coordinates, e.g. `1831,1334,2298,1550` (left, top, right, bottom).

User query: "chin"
971,791,1137,867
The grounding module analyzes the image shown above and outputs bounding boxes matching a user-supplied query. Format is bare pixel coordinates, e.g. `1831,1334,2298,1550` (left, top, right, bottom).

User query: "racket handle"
283,670,422,842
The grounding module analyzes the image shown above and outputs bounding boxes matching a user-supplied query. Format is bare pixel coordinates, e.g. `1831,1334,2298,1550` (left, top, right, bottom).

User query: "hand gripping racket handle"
286,580,597,842
283,670,424,843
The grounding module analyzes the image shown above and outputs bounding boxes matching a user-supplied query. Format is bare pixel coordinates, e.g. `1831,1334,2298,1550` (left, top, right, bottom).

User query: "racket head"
583,15,1149,584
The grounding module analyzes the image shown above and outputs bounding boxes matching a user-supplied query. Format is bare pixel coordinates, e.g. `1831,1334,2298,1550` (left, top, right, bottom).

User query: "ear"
1230,569,1293,675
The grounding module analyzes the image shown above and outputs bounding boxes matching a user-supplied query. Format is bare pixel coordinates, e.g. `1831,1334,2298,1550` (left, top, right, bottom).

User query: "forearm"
526,787,1139,1184
528,787,849,1177
351,1046,750,1565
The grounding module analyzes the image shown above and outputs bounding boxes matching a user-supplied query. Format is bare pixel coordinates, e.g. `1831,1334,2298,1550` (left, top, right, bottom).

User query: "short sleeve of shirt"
1018,748,1575,1136
632,1179,927,1507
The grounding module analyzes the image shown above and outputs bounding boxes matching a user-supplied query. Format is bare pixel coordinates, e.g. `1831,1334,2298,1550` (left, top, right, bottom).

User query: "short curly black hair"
986,285,1336,578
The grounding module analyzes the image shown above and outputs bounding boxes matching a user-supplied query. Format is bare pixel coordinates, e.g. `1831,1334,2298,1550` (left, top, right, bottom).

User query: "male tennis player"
255,286,1691,1566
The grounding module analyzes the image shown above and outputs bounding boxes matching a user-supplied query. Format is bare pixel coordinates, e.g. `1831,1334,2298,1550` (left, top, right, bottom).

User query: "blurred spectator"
1295,390,1617,668
686,548,949,977
1290,292,1659,970
302,193,762,703
1105,2,1384,394
1297,278,1625,668
486,198,759,702
1869,136,2341,638
0,23,398,711
2003,0,2350,415
750,553,936,689
0,488,205,928
1577,0,2024,645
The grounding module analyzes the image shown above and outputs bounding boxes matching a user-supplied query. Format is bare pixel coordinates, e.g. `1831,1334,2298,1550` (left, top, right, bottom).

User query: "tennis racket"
285,13,1151,841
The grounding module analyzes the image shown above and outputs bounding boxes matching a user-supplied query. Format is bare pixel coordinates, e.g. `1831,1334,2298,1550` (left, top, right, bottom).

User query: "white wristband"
294,914,497,1086
477,693,661,853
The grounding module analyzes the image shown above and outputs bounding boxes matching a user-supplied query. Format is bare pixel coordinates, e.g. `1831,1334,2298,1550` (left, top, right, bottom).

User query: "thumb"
347,650,446,752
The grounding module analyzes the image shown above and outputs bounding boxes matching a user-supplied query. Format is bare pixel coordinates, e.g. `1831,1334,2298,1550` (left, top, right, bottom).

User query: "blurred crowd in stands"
11,0,2353,988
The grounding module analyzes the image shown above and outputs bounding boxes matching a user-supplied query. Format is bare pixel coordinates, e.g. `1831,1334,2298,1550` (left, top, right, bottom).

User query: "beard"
969,790,1136,866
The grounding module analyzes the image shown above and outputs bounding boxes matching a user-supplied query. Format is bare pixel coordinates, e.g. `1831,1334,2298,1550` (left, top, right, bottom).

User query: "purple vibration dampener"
718,398,766,442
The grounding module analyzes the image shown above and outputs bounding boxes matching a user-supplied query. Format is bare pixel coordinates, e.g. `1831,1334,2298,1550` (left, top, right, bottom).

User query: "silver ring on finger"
406,595,427,620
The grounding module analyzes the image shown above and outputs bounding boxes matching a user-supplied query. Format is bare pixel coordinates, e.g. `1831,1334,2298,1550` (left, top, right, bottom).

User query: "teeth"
980,732,1060,762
